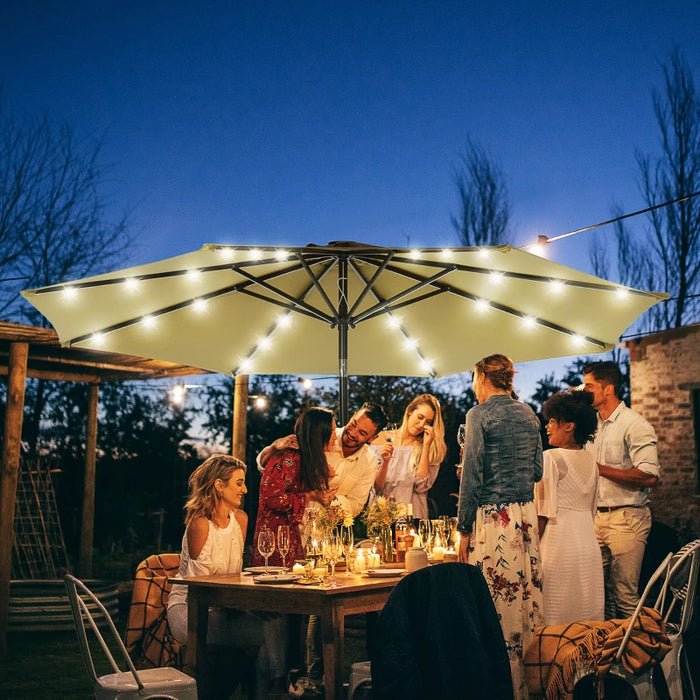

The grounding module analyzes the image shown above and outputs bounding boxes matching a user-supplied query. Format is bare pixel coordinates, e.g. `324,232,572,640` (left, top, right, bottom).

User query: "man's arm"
597,463,658,488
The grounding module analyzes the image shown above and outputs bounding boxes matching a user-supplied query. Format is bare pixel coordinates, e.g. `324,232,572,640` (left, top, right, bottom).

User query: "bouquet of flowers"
316,499,353,534
363,496,405,536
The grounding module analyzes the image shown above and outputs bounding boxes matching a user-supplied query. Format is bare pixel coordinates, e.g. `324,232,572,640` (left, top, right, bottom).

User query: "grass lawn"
0,618,368,699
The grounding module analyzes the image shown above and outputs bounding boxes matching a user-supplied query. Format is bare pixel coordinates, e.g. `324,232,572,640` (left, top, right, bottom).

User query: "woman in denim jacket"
457,353,545,699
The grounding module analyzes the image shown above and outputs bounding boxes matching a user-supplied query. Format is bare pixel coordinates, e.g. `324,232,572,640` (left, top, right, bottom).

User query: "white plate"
253,574,302,584
364,569,405,578
244,566,285,574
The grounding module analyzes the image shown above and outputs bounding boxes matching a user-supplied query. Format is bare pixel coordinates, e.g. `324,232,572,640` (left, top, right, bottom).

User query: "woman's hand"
458,532,470,563
307,488,337,506
273,435,298,452
422,424,435,446
378,442,394,463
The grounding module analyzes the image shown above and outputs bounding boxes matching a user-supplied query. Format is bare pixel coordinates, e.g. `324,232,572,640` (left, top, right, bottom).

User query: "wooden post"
232,374,248,462
0,342,29,653
78,383,99,579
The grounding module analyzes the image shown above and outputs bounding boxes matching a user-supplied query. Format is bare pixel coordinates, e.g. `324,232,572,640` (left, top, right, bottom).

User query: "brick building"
624,323,700,539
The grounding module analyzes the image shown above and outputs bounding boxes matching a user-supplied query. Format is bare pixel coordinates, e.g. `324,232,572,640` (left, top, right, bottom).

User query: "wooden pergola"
0,321,213,652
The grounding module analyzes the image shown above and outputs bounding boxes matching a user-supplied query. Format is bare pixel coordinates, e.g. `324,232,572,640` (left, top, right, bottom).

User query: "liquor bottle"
394,505,408,563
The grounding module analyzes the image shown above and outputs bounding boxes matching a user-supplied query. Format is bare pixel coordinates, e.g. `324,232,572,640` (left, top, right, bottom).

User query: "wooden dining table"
175,571,404,700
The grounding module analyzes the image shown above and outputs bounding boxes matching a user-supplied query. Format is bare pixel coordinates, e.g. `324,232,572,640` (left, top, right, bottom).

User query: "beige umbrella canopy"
21,241,667,421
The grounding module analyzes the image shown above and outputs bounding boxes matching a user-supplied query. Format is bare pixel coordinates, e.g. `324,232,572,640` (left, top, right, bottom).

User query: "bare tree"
0,107,132,322
594,50,700,330
451,138,512,247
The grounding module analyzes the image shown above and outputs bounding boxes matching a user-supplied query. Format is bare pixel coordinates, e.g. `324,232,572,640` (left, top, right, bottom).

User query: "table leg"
321,599,345,700
185,590,209,694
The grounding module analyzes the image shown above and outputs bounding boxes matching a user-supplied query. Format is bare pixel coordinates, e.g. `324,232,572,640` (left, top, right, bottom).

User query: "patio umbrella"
21,241,666,422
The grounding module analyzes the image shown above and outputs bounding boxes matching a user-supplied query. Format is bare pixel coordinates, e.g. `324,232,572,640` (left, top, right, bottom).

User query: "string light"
409,249,421,260
549,279,565,294
191,298,208,313
61,286,77,301
488,271,504,285
440,248,453,260
141,315,156,329
218,247,235,261
169,384,187,406
615,287,630,301
275,249,289,261
124,277,140,292
90,332,105,346
521,316,537,329
475,298,490,313
250,248,263,260
186,269,201,283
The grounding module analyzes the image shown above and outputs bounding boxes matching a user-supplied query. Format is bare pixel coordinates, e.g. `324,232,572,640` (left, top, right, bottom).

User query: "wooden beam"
232,374,248,462
0,342,29,653
79,384,99,578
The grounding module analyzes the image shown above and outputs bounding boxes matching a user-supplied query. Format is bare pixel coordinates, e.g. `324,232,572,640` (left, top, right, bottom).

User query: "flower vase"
380,525,394,564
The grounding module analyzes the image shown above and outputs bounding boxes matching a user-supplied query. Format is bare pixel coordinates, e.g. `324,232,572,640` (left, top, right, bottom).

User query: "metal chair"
65,573,198,700
575,538,700,700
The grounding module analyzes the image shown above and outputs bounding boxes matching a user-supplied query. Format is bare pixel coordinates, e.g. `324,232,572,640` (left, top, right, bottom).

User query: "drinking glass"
339,524,354,575
439,515,451,549
257,528,275,573
457,424,466,449
277,524,290,572
322,534,343,587
418,519,432,552
383,422,399,443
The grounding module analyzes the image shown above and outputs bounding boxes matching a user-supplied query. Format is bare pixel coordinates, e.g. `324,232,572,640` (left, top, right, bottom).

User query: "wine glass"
457,424,466,449
418,519,432,552
339,524,354,576
383,422,399,443
322,533,343,587
257,528,275,573
277,524,290,573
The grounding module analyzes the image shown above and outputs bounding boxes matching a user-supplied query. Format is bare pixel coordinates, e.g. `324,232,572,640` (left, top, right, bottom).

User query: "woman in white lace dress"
535,391,604,625
167,454,285,697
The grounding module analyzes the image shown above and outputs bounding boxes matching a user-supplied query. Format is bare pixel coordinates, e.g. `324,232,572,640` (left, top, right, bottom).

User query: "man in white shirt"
583,361,660,618
257,402,388,517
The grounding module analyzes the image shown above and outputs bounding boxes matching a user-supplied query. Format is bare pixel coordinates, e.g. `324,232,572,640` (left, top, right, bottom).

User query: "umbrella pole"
338,255,349,425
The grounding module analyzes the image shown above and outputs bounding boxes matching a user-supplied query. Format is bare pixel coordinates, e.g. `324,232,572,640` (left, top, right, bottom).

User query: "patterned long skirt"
467,500,544,700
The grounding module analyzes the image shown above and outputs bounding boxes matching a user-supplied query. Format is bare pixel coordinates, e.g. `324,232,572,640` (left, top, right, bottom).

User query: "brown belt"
597,505,645,512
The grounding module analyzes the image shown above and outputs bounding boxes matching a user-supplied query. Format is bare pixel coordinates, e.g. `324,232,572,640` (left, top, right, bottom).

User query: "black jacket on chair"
370,562,512,699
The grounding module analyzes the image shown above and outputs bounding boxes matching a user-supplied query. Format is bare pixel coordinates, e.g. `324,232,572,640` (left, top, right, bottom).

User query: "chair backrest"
65,573,144,692
371,562,512,699
654,538,700,636
124,553,183,669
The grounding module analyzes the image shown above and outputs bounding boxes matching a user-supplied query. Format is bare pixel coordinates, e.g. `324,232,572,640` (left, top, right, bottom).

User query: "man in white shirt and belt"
583,361,660,619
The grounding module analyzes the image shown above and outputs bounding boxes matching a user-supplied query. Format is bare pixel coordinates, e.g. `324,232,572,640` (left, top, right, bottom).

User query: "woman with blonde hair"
167,454,285,697
371,393,447,519
457,354,544,699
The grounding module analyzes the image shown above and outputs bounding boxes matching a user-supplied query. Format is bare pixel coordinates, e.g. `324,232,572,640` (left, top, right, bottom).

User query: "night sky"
2,1,698,396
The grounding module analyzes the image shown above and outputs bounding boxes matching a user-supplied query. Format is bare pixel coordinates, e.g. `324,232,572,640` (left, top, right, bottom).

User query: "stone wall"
624,324,700,539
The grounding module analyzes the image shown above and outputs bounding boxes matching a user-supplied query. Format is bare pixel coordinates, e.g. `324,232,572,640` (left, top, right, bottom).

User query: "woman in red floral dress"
252,407,336,567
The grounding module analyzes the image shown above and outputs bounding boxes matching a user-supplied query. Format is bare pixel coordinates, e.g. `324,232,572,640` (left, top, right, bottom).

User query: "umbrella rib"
346,253,394,318
386,255,659,298
235,287,333,324
295,252,341,324
353,260,609,348
231,264,334,324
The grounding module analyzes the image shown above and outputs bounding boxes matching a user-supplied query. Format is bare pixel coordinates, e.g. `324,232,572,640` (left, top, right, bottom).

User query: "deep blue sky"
2,1,699,397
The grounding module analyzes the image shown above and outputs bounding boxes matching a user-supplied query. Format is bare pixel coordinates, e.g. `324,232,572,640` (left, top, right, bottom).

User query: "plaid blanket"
524,607,671,699
124,553,185,670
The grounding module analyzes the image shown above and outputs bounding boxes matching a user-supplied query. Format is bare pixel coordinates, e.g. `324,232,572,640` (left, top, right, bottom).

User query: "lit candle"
292,563,305,575
432,546,445,561
454,532,461,553
355,549,366,572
